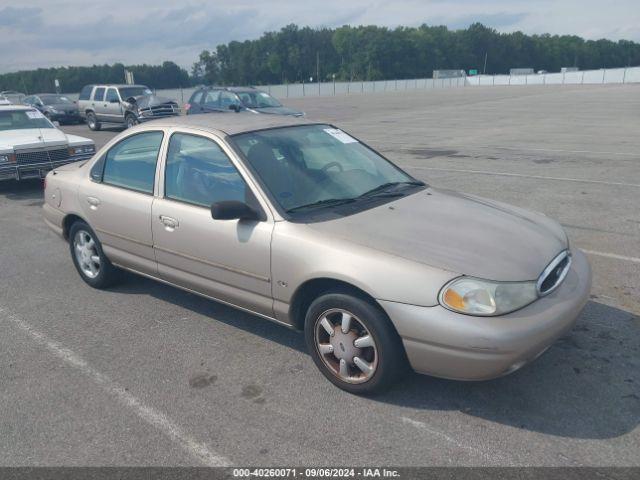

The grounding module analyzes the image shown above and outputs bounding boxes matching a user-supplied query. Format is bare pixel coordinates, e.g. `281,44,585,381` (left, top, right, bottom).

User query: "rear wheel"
304,292,406,394
86,112,101,131
69,221,120,288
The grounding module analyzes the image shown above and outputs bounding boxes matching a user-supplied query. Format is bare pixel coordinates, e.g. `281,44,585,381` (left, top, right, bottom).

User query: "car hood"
305,188,568,281
250,106,303,116
0,128,68,150
129,95,177,108
47,103,78,112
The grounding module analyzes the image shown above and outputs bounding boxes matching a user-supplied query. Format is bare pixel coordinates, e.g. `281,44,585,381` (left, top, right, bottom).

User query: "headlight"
68,144,95,156
439,277,538,316
0,153,11,164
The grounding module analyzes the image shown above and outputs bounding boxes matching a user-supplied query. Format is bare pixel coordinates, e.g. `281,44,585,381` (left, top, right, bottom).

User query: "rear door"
79,129,165,275
151,129,274,317
91,87,107,121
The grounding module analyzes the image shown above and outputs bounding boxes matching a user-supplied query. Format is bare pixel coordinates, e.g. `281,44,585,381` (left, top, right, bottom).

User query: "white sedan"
0,105,95,181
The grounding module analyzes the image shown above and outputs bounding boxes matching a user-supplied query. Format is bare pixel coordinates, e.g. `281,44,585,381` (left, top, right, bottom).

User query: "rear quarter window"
79,85,93,101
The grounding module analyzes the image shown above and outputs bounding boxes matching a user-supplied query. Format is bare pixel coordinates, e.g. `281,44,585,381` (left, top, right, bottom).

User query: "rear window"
0,109,53,131
79,85,93,101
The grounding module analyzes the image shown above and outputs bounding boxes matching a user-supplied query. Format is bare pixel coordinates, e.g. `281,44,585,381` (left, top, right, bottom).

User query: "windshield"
232,124,420,213
41,95,73,105
0,109,53,131
118,87,153,99
236,91,282,108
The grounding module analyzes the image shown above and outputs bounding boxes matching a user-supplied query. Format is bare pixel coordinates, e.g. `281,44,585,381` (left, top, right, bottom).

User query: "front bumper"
0,157,91,181
380,248,592,380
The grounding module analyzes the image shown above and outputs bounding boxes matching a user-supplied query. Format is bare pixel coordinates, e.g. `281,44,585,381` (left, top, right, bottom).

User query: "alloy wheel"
73,230,101,279
314,308,378,384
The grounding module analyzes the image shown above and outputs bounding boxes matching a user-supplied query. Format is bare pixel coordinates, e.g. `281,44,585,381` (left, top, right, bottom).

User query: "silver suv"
77,84,179,131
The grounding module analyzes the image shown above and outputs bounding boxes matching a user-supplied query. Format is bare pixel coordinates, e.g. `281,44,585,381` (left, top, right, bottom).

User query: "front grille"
139,103,179,117
537,251,572,296
15,148,70,166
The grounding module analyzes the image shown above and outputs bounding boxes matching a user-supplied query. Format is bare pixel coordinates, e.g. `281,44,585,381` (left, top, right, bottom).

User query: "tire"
86,112,101,131
69,221,120,289
304,292,407,394
125,113,138,129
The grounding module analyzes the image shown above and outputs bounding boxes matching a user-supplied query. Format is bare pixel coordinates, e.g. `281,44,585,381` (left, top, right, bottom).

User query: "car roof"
195,86,261,93
88,84,149,89
0,105,33,111
150,112,321,136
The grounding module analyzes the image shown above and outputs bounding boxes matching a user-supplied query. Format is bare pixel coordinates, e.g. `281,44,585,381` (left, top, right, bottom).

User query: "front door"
152,131,274,317
104,88,123,122
79,130,165,275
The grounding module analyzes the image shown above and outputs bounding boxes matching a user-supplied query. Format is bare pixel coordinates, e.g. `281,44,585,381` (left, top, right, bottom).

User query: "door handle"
159,215,179,230
86,196,100,210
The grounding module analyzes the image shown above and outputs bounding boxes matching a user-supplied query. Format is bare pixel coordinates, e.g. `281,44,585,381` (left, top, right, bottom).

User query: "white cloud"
0,0,638,73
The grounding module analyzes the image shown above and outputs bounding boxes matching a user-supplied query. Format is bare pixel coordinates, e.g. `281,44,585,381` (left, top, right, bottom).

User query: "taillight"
184,103,191,112
43,177,47,190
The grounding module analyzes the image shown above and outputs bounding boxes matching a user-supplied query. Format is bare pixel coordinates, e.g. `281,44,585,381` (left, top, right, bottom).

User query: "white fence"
62,66,640,103
465,67,640,87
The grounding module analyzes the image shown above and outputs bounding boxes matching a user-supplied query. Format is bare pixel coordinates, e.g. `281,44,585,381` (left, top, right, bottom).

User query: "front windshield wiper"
286,197,356,213
357,181,425,199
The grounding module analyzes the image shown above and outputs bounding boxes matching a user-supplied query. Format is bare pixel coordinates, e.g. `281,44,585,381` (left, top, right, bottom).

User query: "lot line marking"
400,416,510,464
582,250,640,264
0,305,231,467
408,166,640,188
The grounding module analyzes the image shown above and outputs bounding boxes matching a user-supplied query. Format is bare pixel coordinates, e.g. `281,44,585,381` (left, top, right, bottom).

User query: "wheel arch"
62,213,88,240
289,277,387,331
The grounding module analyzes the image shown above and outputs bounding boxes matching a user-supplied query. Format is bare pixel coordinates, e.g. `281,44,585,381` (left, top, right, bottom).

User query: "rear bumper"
0,157,90,181
380,249,592,380
43,203,65,237
49,112,82,123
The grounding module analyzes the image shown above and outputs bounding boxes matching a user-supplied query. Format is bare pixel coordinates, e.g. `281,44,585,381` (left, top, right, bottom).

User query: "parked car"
43,115,591,394
186,86,303,117
23,94,83,125
0,105,95,181
0,90,26,104
77,84,179,131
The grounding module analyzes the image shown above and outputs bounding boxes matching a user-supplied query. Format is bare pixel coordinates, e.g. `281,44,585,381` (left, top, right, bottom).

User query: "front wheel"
304,293,407,394
125,113,138,129
69,221,120,289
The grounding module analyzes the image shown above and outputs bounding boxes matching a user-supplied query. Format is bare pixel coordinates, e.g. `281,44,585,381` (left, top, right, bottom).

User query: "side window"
190,91,203,104
165,133,247,207
79,85,93,101
219,91,238,108
203,90,220,107
23,96,33,105
102,131,163,194
105,88,119,103
93,87,105,102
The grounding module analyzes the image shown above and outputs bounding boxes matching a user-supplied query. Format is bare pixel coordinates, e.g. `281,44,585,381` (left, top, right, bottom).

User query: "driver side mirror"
228,104,242,113
211,201,260,221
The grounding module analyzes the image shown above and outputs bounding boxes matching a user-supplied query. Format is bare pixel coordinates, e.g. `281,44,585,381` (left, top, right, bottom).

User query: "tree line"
0,61,190,94
193,23,640,85
2,23,639,93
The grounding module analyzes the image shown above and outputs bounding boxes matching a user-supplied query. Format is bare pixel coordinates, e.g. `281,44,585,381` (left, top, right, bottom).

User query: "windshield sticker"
26,110,45,119
323,128,358,144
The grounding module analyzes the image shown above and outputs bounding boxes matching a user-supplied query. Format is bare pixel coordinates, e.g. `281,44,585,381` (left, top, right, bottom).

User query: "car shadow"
111,272,639,440
0,179,44,202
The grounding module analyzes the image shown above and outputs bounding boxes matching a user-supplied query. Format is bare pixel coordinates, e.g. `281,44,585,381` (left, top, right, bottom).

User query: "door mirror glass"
211,201,259,221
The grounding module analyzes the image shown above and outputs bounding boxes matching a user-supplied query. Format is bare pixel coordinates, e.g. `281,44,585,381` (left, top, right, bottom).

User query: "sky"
0,0,638,74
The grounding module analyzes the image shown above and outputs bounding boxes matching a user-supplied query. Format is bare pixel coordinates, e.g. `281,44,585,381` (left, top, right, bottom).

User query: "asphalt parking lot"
1,85,638,466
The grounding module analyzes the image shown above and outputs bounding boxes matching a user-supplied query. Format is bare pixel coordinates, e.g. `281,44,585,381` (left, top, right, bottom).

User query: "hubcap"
314,308,378,384
73,230,100,278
